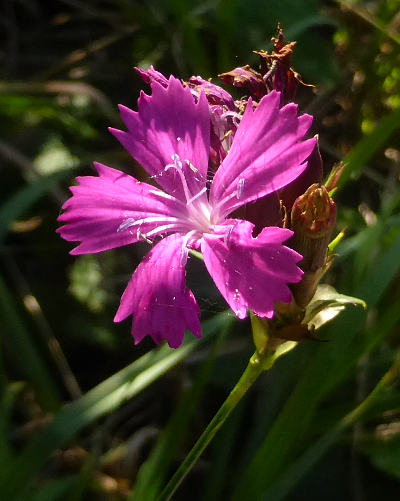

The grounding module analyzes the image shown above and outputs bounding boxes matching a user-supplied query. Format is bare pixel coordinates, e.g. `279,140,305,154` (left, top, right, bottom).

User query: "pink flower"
57,76,316,348
136,66,239,168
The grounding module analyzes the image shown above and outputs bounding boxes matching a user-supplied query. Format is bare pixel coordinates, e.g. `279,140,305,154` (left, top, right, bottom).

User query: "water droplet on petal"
233,288,240,301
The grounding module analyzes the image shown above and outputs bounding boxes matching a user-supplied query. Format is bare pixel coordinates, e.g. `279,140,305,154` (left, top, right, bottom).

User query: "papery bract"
58,74,316,348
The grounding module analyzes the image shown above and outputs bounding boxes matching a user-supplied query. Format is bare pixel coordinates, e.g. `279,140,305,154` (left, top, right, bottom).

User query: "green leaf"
0,312,230,500
339,108,400,187
231,230,400,501
68,255,108,313
0,274,61,412
304,284,367,329
130,322,231,500
0,169,73,243
363,436,400,480
0,382,25,464
255,307,400,501
202,401,246,501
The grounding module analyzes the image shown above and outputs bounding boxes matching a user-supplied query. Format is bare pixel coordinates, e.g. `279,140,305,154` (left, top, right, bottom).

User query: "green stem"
343,352,400,427
260,353,400,501
158,345,294,501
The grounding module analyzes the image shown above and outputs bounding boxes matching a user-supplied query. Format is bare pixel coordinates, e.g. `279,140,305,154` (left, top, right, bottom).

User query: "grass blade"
0,312,230,499
0,169,72,243
231,231,400,501
0,274,61,411
339,109,400,187
130,322,231,500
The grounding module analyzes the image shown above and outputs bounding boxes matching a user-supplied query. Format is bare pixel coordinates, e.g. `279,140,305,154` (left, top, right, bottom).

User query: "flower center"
165,153,212,233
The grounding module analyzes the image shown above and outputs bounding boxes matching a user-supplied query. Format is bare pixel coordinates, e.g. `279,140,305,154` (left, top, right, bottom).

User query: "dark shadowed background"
1,1,400,500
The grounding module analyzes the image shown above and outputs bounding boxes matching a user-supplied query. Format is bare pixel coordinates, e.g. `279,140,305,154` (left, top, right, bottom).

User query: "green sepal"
250,340,298,371
328,228,346,253
250,312,269,354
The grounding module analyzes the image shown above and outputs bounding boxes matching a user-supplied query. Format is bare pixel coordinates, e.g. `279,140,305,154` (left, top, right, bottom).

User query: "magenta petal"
235,192,284,231
114,234,201,349
201,220,303,319
57,163,188,255
135,65,170,87
279,140,324,212
109,77,210,202
210,91,316,220
188,76,236,109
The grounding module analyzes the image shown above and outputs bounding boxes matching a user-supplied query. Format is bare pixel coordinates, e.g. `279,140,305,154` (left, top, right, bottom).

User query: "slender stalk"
158,345,292,501
343,352,400,427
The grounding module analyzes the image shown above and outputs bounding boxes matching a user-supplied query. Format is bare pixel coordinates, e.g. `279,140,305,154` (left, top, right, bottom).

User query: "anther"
237,178,245,199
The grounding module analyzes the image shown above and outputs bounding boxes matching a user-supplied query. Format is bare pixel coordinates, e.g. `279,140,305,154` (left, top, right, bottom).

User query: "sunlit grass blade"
0,382,25,464
0,312,230,500
130,321,232,500
0,169,72,243
336,0,400,45
338,108,400,187
201,401,246,501
0,274,61,411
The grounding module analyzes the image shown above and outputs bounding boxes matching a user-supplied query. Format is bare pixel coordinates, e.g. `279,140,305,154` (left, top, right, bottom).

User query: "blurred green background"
1,0,400,499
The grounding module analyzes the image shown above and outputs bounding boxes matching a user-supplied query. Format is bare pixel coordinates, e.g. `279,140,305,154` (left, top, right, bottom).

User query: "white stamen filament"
165,154,193,203
186,186,207,206
145,223,185,239
117,215,182,233
136,230,153,244
220,110,243,126
149,187,210,233
149,189,187,208
163,153,212,232
211,190,238,223
186,160,198,173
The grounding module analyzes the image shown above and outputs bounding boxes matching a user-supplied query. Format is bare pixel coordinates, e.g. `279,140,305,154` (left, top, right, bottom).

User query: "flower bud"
290,184,336,308
290,184,336,271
